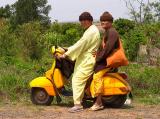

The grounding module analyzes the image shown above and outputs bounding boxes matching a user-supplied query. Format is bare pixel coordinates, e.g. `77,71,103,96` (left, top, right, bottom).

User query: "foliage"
140,22,160,48
113,18,135,36
48,22,84,46
42,32,66,50
0,5,12,19
50,22,84,36
0,4,160,104
0,56,47,102
10,0,51,27
16,22,44,60
123,27,148,61
123,0,160,23
0,19,18,57
121,64,160,95
150,1,160,21
121,63,160,104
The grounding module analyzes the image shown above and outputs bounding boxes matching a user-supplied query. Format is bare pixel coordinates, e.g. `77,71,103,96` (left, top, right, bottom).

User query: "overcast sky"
1,0,132,22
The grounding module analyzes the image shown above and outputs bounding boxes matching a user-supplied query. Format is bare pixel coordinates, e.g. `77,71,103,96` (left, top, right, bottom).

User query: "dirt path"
0,103,160,119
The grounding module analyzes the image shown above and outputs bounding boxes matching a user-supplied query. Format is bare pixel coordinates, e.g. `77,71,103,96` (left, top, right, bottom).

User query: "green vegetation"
0,18,84,103
0,0,160,105
121,64,160,104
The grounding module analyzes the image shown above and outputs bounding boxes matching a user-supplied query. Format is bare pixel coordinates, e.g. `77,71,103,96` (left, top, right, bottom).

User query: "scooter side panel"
90,74,130,96
29,77,56,96
103,76,129,95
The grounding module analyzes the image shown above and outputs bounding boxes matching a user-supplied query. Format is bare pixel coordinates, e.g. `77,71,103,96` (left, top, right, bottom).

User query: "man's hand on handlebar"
55,54,66,60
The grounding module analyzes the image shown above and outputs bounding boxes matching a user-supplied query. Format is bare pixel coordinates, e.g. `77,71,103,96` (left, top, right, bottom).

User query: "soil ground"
0,102,160,119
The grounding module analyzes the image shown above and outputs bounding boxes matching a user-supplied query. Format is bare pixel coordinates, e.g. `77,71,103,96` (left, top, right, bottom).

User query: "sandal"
89,104,104,111
68,105,83,113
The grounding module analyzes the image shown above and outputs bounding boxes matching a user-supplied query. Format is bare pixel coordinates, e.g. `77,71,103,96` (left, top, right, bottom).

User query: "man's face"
100,21,111,30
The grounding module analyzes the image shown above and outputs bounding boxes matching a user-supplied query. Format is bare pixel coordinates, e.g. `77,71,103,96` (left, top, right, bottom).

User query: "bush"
65,28,81,45
42,32,66,49
113,18,135,36
49,22,63,33
49,22,84,46
123,27,148,61
141,23,160,48
16,22,44,60
0,19,18,57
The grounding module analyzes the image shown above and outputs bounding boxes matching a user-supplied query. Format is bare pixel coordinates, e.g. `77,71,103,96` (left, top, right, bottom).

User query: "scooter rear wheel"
102,95,127,108
31,88,53,106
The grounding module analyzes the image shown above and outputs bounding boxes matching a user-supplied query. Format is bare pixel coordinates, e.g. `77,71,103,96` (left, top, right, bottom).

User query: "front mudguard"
29,77,56,96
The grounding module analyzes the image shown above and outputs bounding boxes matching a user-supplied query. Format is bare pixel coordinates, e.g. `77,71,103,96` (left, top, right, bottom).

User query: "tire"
31,88,53,106
102,95,127,108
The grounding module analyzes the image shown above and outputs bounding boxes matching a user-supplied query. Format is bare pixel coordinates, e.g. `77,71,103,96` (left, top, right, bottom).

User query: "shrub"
113,18,135,36
123,27,148,61
16,22,43,60
42,32,66,50
0,19,18,57
141,23,160,48
49,22,84,46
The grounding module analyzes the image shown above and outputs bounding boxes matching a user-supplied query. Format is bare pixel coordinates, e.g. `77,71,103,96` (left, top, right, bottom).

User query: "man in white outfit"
60,12,101,113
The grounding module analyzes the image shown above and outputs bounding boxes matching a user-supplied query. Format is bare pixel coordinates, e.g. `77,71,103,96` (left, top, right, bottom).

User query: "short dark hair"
79,12,93,21
100,11,113,23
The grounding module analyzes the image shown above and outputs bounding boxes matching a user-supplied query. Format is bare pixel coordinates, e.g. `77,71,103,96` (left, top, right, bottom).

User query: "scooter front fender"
29,77,56,96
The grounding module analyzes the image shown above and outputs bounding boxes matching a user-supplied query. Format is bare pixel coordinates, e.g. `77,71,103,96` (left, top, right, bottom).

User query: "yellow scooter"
29,46,132,107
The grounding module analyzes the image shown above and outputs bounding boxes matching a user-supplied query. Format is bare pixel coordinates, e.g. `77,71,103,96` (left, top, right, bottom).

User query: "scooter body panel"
103,76,130,95
53,68,65,88
90,73,131,96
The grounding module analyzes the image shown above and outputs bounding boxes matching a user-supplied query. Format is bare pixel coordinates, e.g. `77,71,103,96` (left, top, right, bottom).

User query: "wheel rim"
34,89,49,103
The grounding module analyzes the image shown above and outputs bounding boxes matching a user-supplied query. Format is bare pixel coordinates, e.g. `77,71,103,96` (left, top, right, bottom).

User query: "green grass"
0,57,160,105
120,63,160,104
137,95,160,105
0,56,52,103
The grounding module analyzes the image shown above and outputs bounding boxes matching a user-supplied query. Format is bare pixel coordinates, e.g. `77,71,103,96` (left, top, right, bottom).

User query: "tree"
11,0,51,26
123,0,160,23
150,1,160,21
0,5,12,19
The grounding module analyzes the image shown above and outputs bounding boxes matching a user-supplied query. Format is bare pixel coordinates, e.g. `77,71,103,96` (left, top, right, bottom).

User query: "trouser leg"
72,73,91,105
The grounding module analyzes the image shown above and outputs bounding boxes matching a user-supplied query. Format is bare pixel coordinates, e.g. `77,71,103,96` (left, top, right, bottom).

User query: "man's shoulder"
84,25,99,36
89,25,100,33
108,27,117,32
108,27,119,35
89,24,99,30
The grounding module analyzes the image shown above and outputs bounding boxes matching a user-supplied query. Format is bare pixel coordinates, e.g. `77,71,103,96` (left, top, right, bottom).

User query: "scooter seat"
118,72,128,79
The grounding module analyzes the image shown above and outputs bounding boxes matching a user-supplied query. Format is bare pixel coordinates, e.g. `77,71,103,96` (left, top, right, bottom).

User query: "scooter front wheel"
31,88,53,106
